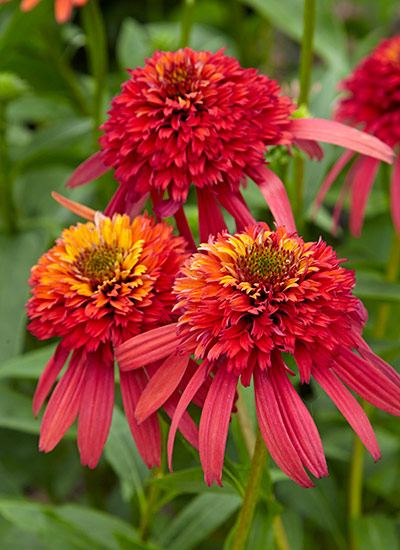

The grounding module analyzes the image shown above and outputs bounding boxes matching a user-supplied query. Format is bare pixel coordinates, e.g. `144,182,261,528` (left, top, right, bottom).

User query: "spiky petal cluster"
26,212,197,468
0,0,89,23
67,48,393,242
117,225,400,487
315,36,400,235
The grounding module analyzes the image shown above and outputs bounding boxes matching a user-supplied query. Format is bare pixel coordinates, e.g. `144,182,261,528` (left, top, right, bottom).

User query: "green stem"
236,387,256,458
374,232,400,338
81,0,108,143
179,0,195,48
139,466,163,542
0,102,18,234
232,429,288,550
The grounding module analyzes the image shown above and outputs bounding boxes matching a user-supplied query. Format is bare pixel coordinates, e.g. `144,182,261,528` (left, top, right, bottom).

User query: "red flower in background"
26,204,199,468
67,48,393,243
314,36,400,235
0,0,89,23
116,224,400,487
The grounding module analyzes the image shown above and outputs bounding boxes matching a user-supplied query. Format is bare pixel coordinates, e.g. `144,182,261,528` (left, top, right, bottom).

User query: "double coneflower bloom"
26,203,203,468
116,224,400,487
314,35,400,235
67,48,393,243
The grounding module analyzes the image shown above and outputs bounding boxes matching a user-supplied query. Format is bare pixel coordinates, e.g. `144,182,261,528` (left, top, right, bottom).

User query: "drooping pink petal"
390,154,400,235
120,369,161,468
293,139,324,161
331,167,354,235
33,344,70,417
349,156,380,237
115,324,179,371
253,367,313,488
55,0,73,23
334,347,400,416
180,358,213,408
65,151,110,189
269,360,328,479
197,187,227,243
313,365,380,460
294,343,312,384
290,119,394,163
199,365,238,486
216,185,256,231
52,192,96,222
77,351,115,468
20,0,41,10
354,333,400,387
249,165,296,233
135,354,190,423
167,360,211,472
312,150,355,218
174,205,197,251
163,390,199,449
153,199,182,218
39,350,87,453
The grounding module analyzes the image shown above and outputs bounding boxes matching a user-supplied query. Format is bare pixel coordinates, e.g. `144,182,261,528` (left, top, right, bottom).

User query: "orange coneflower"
0,0,89,23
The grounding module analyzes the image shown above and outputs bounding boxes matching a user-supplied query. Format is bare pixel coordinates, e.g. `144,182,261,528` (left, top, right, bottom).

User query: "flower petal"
174,205,197,251
115,324,179,371
313,365,380,460
250,165,296,233
55,0,73,23
65,151,109,189
390,154,400,235
199,365,238,486
52,192,96,221
216,185,256,231
290,118,394,163
33,344,70,417
349,156,380,237
77,351,115,468
120,369,161,468
39,350,86,453
253,367,313,487
197,187,227,243
135,354,190,423
293,139,324,161
163,390,199,450
153,199,182,218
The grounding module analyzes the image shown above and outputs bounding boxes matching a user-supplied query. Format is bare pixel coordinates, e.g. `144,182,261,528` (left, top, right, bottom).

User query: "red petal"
163,390,199,450
153,198,182,218
313,365,380,461
390,155,400,235
290,119,394,163
120,369,161,468
52,192,96,221
197,187,227,243
293,138,324,161
167,360,211,472
55,0,73,23
77,351,115,468
66,151,109,189
250,165,296,233
199,366,238,486
135,354,190,423
334,348,400,416
294,343,312,384
115,324,179,371
216,185,256,231
33,344,70,416
253,367,313,487
269,360,328,478
349,156,380,237
174,205,197,251
39,350,86,453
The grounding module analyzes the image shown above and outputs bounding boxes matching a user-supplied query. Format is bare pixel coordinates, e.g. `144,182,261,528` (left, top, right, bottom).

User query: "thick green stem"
0,103,17,234
81,0,108,142
179,0,195,48
139,466,163,542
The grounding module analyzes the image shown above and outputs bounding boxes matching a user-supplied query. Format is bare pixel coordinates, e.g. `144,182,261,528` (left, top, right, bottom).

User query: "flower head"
117,225,400,487
27,210,196,468
314,36,400,235
0,0,89,23
67,49,393,242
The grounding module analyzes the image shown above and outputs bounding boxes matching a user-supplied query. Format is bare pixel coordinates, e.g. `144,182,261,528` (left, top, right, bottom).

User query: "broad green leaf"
354,272,400,302
0,516,44,550
104,407,148,507
0,345,57,380
157,493,241,550
351,515,399,550
117,19,150,71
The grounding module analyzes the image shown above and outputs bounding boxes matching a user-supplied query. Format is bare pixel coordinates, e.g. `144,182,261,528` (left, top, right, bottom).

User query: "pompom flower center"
75,244,123,287
156,57,197,98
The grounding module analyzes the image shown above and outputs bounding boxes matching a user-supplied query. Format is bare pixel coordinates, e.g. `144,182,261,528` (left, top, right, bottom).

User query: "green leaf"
117,19,150,71
354,272,400,303
104,407,148,507
150,467,236,496
0,345,57,380
351,515,399,550
157,493,241,550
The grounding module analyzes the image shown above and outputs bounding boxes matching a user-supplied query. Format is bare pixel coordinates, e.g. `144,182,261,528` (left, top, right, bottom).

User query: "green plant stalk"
179,0,195,48
236,387,256,458
0,102,18,234
81,0,108,142
139,466,163,542
232,429,288,550
294,0,316,225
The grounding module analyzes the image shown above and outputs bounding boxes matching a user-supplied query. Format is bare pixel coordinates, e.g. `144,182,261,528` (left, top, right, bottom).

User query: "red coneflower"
66,48,393,242
116,224,400,487
314,36,400,235
26,201,199,468
0,0,89,23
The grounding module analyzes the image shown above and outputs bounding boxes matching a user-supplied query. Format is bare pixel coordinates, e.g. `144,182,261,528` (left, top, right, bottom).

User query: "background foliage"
0,0,400,549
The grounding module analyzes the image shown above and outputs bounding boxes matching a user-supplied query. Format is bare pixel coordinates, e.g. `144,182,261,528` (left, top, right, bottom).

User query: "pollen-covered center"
75,244,122,287
235,241,295,288
156,58,197,98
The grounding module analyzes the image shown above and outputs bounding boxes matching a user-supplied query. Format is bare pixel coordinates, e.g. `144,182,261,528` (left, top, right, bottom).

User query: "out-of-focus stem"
374,232,400,338
179,0,195,48
0,102,17,234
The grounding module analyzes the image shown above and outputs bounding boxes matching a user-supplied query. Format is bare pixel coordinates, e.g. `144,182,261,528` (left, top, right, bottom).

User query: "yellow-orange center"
235,241,294,287
74,244,122,287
